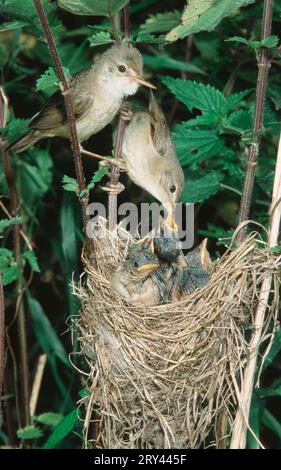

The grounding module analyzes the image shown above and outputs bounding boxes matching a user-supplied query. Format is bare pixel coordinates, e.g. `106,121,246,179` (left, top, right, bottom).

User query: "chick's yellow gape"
8,44,154,153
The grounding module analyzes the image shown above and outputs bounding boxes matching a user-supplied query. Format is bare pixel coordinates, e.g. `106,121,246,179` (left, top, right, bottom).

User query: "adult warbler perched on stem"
8,44,155,153
105,92,184,227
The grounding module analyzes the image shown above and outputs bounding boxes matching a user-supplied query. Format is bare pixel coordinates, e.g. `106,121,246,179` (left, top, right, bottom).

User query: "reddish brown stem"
108,3,130,231
238,0,274,242
33,0,89,232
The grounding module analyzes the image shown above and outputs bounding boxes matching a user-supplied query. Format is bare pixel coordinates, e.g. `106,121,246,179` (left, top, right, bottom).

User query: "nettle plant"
0,0,280,449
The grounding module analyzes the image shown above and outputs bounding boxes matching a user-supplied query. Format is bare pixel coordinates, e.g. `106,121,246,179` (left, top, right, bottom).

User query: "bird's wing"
30,71,94,132
149,92,169,156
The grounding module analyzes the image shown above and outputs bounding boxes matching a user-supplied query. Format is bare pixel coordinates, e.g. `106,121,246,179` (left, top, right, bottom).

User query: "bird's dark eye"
133,261,139,268
118,65,126,73
170,185,176,193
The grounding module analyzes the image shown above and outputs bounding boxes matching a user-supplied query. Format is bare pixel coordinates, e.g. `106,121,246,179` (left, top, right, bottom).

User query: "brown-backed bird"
9,44,155,153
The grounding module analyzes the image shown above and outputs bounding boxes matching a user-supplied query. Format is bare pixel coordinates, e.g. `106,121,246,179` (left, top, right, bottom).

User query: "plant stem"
237,0,274,243
230,129,281,449
0,90,30,428
33,0,89,233
108,3,130,231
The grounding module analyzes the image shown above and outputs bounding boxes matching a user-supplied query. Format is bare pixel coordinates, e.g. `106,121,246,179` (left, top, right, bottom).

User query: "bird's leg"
79,145,107,161
119,101,133,122
80,145,127,172
100,181,125,195
99,157,128,172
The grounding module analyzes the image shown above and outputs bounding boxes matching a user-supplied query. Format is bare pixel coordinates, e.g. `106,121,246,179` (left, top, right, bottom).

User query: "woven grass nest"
74,219,280,449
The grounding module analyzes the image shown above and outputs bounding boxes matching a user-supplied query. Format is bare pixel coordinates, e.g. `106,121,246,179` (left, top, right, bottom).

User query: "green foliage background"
0,0,280,448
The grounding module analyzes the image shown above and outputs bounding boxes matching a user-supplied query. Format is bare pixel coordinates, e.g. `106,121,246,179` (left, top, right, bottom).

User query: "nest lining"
74,220,280,449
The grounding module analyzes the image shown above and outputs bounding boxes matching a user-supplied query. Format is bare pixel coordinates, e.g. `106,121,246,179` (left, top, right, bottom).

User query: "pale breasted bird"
8,44,155,153
110,238,166,306
112,92,184,224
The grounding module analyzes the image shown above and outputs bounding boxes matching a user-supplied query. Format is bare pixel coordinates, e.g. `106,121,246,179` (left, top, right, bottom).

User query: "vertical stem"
1,91,30,428
33,0,89,233
237,0,274,242
108,3,130,231
230,130,281,449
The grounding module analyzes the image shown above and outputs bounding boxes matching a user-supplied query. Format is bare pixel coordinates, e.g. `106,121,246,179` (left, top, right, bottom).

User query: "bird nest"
73,219,280,449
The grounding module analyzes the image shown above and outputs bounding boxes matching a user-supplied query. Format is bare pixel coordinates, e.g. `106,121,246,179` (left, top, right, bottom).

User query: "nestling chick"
120,92,184,221
154,222,211,301
8,44,155,153
172,239,211,301
110,239,165,306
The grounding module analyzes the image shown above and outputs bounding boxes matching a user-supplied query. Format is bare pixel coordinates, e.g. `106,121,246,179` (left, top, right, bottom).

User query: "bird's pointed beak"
166,214,178,231
137,263,159,274
131,75,156,89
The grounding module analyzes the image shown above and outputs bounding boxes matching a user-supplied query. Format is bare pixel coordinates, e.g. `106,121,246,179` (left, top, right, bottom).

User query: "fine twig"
0,89,30,428
230,128,281,449
29,354,47,417
33,0,89,233
108,3,130,231
237,0,274,243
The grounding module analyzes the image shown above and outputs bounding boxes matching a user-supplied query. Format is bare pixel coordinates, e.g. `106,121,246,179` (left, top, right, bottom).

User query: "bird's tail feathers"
7,130,41,153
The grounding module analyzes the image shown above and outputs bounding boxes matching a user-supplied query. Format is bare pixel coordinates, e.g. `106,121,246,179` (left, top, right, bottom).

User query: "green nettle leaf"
143,55,206,75
36,67,71,93
162,78,225,116
224,89,252,113
173,126,225,165
198,223,234,240
87,167,109,191
0,248,19,286
223,109,252,134
135,34,167,45
62,175,79,193
21,251,41,273
140,10,181,34
181,168,223,203
226,36,249,45
35,413,64,428
58,0,129,17
0,216,23,234
166,0,255,42
0,20,28,32
17,426,43,440
89,32,114,47
261,35,279,49
43,409,77,449
180,114,219,128
0,0,64,38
